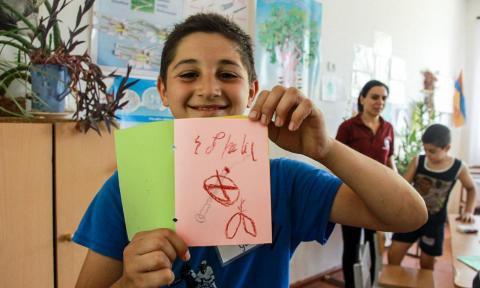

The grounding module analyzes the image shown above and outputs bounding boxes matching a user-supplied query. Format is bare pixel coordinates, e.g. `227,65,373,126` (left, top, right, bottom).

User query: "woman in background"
336,80,396,288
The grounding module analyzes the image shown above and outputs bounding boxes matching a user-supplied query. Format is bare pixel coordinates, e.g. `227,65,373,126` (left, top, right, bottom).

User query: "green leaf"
0,0,37,32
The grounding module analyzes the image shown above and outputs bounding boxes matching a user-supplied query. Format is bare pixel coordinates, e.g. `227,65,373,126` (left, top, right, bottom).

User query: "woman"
336,80,396,288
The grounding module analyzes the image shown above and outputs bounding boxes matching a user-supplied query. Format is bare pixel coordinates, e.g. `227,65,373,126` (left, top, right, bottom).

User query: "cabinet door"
55,123,117,288
0,123,54,287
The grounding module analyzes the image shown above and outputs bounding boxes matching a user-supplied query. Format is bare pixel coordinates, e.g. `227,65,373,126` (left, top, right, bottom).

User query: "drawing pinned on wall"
374,55,391,84
255,0,322,99
321,74,344,102
111,76,173,128
353,44,374,73
374,30,392,57
390,56,407,81
351,71,372,99
115,118,271,246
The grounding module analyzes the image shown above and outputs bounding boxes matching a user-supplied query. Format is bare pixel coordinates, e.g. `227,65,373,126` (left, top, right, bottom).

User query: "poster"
112,77,173,127
255,0,322,99
92,0,250,77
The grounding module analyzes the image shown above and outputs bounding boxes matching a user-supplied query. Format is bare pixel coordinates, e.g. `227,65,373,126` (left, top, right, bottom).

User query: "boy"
74,13,427,288
388,123,477,270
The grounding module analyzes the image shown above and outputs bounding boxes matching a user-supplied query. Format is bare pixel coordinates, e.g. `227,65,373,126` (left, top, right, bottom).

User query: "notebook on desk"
458,255,480,271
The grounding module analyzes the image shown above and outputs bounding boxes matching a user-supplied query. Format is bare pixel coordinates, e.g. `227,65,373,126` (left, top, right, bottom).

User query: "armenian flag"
453,71,467,127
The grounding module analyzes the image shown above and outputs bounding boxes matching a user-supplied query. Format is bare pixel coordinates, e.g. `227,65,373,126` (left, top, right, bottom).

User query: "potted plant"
395,70,438,174
0,0,138,134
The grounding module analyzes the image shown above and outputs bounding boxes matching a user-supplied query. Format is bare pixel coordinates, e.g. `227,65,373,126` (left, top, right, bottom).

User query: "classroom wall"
289,0,469,283
463,0,480,164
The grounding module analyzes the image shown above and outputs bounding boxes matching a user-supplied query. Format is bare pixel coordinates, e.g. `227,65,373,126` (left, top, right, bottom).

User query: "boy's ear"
444,144,451,151
247,80,259,108
157,77,169,107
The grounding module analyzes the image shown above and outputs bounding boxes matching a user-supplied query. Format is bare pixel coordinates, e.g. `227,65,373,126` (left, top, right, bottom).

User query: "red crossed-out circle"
203,170,239,207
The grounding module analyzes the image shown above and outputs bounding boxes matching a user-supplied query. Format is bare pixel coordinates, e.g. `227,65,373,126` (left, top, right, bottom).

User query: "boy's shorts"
392,220,445,256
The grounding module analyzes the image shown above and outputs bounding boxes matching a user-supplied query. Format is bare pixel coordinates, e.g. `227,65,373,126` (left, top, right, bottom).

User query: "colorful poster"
91,0,183,77
111,77,173,128
255,0,322,99
92,0,250,77
184,0,249,31
115,118,271,246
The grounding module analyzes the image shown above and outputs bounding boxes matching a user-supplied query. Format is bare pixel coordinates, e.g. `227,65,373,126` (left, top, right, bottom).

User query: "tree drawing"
258,5,319,88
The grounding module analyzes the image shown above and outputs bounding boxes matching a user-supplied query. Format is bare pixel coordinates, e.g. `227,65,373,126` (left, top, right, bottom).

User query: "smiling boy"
73,13,427,288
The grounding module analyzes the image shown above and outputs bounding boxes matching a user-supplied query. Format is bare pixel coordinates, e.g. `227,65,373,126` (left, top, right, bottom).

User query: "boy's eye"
178,72,198,79
219,72,239,80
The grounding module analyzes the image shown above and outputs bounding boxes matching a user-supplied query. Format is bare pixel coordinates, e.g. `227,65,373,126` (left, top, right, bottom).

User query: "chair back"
354,241,372,288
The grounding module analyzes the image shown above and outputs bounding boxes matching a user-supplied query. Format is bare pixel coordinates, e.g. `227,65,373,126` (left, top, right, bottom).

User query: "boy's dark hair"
357,80,389,112
160,13,257,86
422,124,451,148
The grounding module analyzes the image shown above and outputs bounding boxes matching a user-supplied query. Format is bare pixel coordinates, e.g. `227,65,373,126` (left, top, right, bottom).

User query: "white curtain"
469,20,480,165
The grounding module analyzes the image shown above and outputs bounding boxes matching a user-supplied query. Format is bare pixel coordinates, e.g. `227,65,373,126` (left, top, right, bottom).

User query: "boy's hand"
116,228,190,288
248,86,333,160
457,212,475,224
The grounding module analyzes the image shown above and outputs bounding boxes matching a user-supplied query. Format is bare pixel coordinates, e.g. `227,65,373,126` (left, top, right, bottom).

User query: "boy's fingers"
133,229,189,262
257,86,287,125
274,87,302,127
136,251,172,273
136,269,175,287
288,98,313,131
249,90,270,121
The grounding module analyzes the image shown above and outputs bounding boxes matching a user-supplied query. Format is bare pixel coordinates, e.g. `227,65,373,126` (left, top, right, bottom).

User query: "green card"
115,121,175,240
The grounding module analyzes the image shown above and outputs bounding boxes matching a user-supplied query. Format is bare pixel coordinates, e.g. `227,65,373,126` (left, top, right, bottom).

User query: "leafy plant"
0,0,138,134
395,101,436,175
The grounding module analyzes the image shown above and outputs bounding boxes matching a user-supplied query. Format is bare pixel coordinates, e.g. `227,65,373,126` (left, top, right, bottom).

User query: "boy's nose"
197,76,221,98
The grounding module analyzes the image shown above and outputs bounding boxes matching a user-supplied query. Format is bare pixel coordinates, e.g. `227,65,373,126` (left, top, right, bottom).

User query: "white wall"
290,0,468,283
463,0,480,164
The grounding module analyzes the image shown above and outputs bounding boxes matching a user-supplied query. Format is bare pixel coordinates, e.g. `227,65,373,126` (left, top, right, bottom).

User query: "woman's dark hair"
160,13,256,87
422,124,451,148
357,80,389,112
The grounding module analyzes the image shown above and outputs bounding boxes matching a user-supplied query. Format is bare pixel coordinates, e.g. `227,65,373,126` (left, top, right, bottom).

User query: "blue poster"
255,0,322,99
112,77,173,128
92,0,184,77
92,1,250,77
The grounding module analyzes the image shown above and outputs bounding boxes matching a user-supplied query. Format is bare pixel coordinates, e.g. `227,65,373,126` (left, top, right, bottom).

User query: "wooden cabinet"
0,123,54,287
0,121,116,288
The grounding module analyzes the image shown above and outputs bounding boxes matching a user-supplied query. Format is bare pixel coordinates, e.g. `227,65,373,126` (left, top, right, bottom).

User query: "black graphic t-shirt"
414,155,462,223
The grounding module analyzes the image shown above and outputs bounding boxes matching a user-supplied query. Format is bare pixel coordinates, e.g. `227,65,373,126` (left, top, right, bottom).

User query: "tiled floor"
293,226,453,288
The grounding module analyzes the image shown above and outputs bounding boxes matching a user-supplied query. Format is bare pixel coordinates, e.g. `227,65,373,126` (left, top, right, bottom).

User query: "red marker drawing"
225,200,257,239
195,167,239,223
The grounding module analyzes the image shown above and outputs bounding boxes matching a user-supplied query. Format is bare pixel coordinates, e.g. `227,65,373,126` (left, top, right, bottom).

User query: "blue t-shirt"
73,158,341,287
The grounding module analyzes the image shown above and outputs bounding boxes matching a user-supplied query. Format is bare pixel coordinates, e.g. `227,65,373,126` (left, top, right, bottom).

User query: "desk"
448,214,480,287
378,265,434,287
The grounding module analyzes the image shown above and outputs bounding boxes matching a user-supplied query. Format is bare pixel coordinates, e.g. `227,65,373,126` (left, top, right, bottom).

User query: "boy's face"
423,143,450,163
158,32,258,118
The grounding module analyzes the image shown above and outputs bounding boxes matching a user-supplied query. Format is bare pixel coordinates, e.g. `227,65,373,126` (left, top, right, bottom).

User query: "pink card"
174,118,271,246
